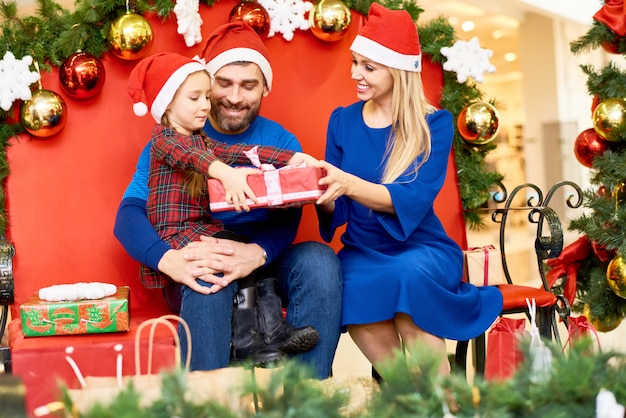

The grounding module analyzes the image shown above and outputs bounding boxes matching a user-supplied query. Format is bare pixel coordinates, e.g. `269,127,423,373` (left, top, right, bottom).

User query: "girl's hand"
288,152,321,168
209,161,260,212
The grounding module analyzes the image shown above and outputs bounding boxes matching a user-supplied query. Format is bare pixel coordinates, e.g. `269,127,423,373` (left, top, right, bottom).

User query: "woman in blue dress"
316,3,503,377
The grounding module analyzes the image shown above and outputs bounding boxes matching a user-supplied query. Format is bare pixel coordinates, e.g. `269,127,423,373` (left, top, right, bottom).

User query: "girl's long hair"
381,68,435,184
161,114,211,199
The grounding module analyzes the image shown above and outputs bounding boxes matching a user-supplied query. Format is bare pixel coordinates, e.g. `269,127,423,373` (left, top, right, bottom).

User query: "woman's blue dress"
319,102,503,340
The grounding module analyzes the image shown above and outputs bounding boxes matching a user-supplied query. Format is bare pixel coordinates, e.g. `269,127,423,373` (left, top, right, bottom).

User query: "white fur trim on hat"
351,35,422,72
151,61,208,123
206,47,273,91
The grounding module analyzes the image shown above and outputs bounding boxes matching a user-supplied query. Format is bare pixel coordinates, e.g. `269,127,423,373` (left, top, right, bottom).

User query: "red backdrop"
7,1,465,320
6,2,467,413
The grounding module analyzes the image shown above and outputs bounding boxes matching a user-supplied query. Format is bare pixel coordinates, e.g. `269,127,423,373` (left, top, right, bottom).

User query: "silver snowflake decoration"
0,51,41,111
258,0,313,41
440,37,496,84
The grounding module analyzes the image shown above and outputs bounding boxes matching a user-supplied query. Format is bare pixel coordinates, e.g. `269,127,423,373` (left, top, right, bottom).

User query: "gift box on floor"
20,286,130,337
463,245,506,286
208,165,326,212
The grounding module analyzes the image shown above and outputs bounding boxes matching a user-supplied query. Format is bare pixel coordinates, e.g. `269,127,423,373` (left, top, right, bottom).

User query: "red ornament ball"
592,240,617,263
229,2,270,38
602,40,620,54
59,52,106,100
573,128,613,168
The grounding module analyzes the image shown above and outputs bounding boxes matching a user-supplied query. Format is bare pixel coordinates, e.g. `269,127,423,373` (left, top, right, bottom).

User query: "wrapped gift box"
463,245,506,286
208,165,326,212
20,286,130,337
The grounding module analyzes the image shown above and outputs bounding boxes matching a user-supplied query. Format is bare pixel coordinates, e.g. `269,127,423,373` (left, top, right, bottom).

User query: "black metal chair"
454,181,581,376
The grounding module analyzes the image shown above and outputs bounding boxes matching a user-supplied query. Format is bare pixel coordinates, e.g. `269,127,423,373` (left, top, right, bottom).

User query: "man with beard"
114,23,342,379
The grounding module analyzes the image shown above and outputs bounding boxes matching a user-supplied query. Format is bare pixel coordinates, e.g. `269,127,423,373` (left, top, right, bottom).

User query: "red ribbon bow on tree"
594,0,626,37
545,236,592,306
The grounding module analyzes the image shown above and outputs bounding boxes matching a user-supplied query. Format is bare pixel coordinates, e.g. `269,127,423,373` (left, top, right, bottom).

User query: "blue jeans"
177,241,342,379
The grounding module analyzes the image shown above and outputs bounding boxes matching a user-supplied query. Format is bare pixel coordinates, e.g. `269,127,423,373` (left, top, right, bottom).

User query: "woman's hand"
316,160,354,206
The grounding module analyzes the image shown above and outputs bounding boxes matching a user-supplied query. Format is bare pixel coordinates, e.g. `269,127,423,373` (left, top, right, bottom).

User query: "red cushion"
497,284,558,310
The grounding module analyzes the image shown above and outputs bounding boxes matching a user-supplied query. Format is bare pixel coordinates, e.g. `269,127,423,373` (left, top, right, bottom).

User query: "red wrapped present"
20,286,130,337
208,164,326,212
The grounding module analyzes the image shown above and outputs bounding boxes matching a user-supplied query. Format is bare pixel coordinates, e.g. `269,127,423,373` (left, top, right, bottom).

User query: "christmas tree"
559,0,626,331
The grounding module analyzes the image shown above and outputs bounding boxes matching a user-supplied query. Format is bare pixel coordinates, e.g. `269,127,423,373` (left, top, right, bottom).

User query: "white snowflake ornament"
174,0,203,47
440,37,496,84
0,51,41,111
596,389,625,418
258,0,313,41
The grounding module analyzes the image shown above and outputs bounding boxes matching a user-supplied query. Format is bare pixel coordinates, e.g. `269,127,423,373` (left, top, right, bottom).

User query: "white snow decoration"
596,389,626,418
258,0,313,41
174,0,203,47
440,37,496,84
0,51,41,111
38,282,117,302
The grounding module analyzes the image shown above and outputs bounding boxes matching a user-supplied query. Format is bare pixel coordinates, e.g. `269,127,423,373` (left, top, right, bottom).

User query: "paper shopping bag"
563,315,601,355
66,315,278,414
484,316,526,381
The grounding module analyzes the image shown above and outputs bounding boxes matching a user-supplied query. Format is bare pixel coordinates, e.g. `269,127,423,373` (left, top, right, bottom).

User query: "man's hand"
158,238,235,295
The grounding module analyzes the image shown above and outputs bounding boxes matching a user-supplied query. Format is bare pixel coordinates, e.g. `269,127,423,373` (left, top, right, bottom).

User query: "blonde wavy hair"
381,68,436,184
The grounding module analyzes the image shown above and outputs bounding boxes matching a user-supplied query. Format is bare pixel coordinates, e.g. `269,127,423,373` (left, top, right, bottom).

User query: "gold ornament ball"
457,101,500,145
606,255,626,299
592,98,626,142
583,303,622,333
108,13,154,61
20,89,68,138
308,0,352,42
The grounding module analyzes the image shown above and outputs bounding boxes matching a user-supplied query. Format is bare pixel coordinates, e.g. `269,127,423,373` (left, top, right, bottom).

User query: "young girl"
316,4,503,377
127,52,319,366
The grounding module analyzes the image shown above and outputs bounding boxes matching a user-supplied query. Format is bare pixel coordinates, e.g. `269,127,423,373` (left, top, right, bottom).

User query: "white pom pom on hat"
350,3,422,72
127,52,208,123
133,102,148,117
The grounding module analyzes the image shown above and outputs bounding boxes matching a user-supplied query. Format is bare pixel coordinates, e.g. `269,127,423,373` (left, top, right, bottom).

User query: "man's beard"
210,98,260,133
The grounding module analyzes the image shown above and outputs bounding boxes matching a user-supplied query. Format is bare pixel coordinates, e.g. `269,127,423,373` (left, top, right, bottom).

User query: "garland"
0,0,503,231
58,339,626,417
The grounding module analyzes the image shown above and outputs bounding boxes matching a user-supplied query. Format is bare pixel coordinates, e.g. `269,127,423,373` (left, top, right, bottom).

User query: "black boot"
255,278,320,354
231,287,285,367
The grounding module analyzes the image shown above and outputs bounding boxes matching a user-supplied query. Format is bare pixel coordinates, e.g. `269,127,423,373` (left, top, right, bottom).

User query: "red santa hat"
350,3,422,72
127,52,208,123
201,22,273,91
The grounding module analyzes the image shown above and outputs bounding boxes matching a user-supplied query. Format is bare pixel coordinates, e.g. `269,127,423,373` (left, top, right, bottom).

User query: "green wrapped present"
20,286,130,337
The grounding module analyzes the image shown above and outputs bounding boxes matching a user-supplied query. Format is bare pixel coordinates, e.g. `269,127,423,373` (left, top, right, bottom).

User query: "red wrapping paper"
208,165,326,212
